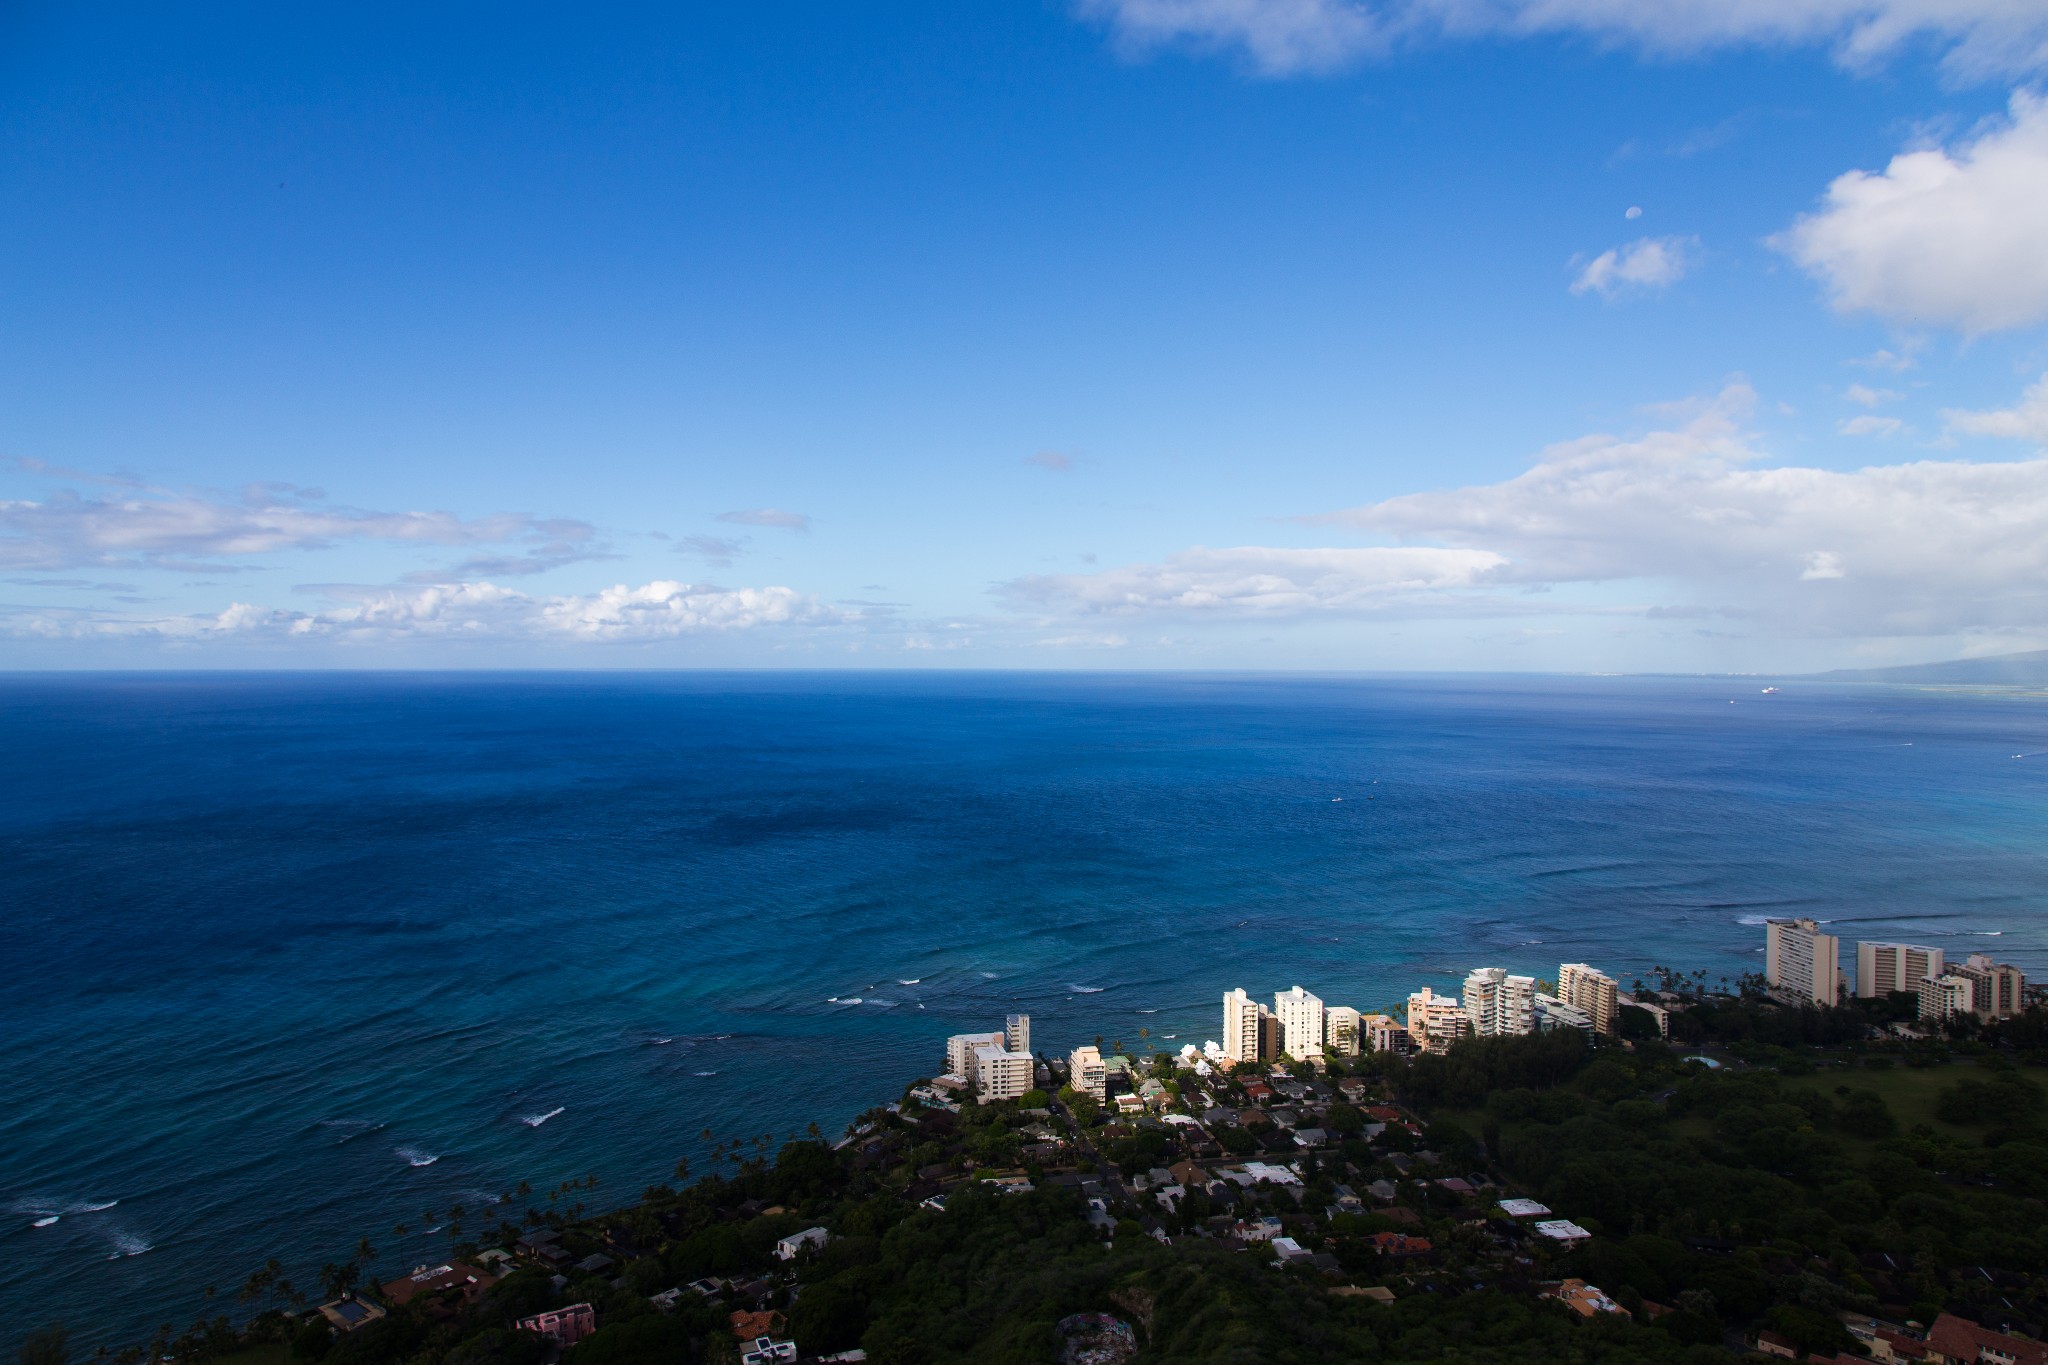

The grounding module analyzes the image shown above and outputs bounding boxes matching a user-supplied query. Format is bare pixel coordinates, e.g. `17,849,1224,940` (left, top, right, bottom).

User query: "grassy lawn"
1777,1058,2048,1140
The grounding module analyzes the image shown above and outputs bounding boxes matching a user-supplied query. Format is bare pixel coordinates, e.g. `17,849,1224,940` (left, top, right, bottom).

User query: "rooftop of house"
1927,1313,2048,1365
380,1262,496,1307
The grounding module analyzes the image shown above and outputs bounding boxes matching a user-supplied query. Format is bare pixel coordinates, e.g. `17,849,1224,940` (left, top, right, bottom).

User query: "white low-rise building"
1534,992,1594,1034
774,1227,829,1260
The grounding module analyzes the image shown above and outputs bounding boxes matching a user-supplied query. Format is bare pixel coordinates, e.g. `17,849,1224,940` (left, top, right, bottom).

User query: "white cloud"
1000,544,1508,616
1025,451,1076,472
1080,0,1385,74
1844,383,1901,406
1036,632,1133,647
1838,414,1903,437
1015,386,2048,641
1944,372,2048,443
3,579,848,644
1325,385,2048,636
1570,236,1697,298
1077,0,2048,79
1775,91,2048,333
1849,344,1923,372
1801,550,1847,579
716,507,811,531
0,481,593,572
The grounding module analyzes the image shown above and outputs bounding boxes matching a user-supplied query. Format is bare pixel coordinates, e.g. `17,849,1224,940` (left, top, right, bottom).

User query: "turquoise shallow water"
1,671,2044,1345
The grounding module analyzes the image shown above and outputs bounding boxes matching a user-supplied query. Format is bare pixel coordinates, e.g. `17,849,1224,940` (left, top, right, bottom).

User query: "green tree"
19,1325,66,1365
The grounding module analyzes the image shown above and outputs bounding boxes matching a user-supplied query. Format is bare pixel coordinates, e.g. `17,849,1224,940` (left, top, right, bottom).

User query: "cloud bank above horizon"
1078,0,2048,79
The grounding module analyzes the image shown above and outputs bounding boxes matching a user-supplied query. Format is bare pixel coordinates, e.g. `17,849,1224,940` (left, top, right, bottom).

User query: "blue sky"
4,1,2047,670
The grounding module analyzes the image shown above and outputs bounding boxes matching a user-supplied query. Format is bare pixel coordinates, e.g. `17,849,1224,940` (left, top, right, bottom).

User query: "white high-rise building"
1273,986,1327,1060
1463,968,1535,1037
1765,918,1840,1008
1006,1014,1032,1056
1067,1044,1106,1100
1223,988,1277,1063
1324,1006,1363,1057
945,1031,1005,1079
973,1044,1033,1103
1856,943,1943,998
1557,963,1619,1035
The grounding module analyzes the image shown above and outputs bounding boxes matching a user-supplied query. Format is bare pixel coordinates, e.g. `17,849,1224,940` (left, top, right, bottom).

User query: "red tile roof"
1927,1313,2048,1365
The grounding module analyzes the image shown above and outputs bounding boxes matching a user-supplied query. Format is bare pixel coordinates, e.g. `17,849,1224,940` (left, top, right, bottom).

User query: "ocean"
2,671,2043,1345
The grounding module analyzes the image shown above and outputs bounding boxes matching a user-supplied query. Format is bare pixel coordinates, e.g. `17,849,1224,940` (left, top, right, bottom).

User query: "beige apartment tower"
1953,954,2026,1020
1324,1006,1363,1057
1223,988,1279,1064
1856,942,1943,998
1067,1044,1106,1100
1558,963,1619,1035
1407,987,1471,1054
945,1030,1005,1079
1463,968,1536,1037
1765,918,1840,1007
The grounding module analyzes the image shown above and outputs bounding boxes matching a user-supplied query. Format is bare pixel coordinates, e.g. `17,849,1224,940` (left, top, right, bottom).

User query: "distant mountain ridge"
1816,649,2048,684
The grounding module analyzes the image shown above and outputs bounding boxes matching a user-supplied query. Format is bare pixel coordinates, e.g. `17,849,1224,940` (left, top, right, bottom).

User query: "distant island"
1812,648,2048,686
33,934,2048,1365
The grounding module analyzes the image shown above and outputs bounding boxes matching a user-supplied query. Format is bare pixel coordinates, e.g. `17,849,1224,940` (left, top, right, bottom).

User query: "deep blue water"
2,672,2045,1346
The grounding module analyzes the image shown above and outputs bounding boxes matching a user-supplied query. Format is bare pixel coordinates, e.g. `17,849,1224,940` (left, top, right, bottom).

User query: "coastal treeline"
42,994,2048,1364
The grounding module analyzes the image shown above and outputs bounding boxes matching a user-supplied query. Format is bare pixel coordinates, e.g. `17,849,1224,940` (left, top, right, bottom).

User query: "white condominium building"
1067,1044,1106,1100
973,1044,1033,1103
1223,988,1279,1063
1765,918,1840,1008
1464,969,1535,1037
1006,1013,1031,1056
1856,942,1943,999
1918,973,1975,1024
945,1031,1005,1079
1273,986,1327,1060
1324,1006,1363,1057
1557,963,1619,1035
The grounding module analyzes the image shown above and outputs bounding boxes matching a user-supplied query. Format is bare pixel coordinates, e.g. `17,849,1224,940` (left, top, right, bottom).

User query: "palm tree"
673,1156,691,1183
355,1237,375,1263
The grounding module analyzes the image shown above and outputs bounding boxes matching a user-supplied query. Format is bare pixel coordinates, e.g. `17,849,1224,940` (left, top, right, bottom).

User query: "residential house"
774,1227,830,1261
1551,1279,1630,1319
380,1262,498,1309
1924,1313,2048,1365
517,1303,597,1345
